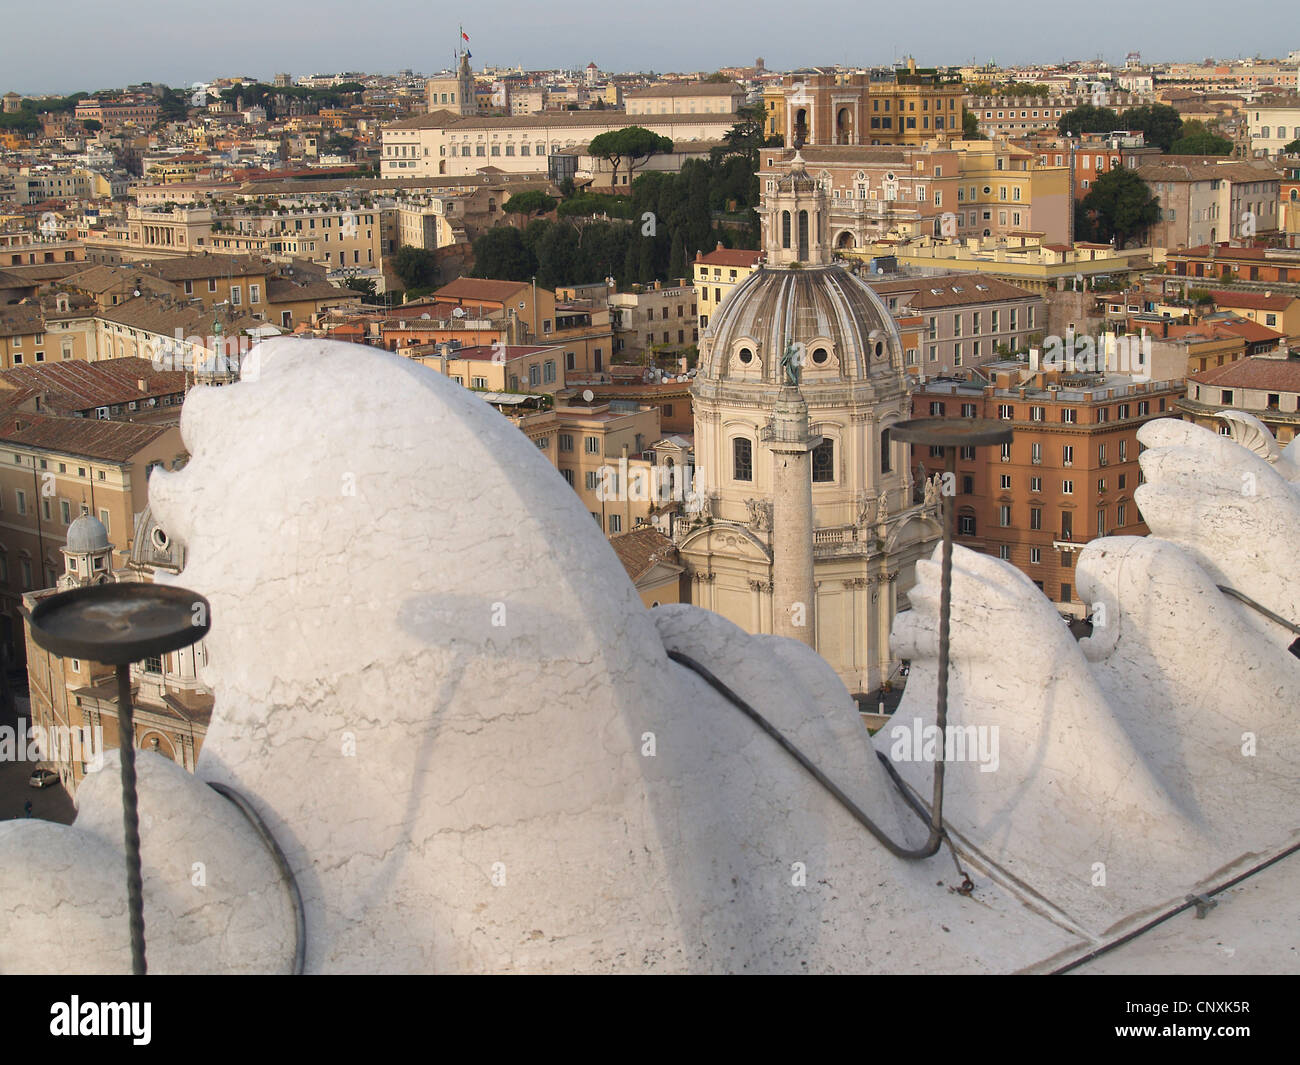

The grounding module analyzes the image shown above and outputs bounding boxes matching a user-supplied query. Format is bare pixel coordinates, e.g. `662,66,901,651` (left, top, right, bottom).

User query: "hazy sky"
2,0,1292,94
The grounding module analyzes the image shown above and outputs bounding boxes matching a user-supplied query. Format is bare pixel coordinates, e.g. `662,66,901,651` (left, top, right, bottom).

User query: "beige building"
382,111,737,178
624,81,747,116
1178,354,1300,445
611,284,698,362
0,415,184,669
1247,100,1300,158
1140,160,1282,249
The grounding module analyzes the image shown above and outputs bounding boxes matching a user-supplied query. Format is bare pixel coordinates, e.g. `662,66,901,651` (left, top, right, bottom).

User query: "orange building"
910,365,1184,616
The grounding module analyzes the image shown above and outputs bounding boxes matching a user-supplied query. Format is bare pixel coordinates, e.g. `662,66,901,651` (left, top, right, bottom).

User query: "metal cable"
1051,840,1300,974
1217,584,1300,636
666,649,962,867
207,781,307,975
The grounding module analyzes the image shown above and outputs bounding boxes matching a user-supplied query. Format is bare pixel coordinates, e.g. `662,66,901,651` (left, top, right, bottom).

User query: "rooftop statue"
1,339,1295,973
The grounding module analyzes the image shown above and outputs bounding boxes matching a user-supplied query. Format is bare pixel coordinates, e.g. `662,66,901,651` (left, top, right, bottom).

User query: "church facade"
676,154,941,696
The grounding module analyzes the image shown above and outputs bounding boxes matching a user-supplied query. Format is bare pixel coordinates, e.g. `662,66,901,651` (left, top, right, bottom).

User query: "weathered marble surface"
1,340,1293,973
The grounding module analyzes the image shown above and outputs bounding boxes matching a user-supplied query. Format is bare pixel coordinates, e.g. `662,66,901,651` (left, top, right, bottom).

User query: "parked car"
28,769,59,789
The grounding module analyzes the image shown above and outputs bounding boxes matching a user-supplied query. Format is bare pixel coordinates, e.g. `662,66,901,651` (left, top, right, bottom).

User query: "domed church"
677,153,941,696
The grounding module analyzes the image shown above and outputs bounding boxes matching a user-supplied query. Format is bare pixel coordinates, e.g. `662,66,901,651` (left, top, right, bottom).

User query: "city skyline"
1,0,1296,93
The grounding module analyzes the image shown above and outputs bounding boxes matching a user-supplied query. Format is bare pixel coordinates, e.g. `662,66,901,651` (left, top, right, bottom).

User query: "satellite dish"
451,307,466,318
518,300,525,309
582,389,594,403
420,312,431,320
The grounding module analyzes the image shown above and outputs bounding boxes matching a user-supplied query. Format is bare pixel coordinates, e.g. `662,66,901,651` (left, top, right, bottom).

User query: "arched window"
781,211,791,249
797,210,809,260
733,437,753,482
880,427,892,473
812,440,834,482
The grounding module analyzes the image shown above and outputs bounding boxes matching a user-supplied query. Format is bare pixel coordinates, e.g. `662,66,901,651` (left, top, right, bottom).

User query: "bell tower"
762,152,830,267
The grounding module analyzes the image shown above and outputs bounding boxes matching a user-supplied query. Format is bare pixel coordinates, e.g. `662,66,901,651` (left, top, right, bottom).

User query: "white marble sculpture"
0,339,1295,973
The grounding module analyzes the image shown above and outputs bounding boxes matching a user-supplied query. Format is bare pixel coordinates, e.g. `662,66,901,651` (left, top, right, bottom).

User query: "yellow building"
412,343,567,393
693,243,763,334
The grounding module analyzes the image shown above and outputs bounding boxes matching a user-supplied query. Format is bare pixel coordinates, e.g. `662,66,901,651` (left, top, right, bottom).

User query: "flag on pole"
462,30,470,41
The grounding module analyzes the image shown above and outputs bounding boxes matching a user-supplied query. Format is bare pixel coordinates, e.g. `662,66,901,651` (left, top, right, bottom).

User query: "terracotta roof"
0,413,174,461
625,82,744,98
388,110,733,131
1168,244,1300,262
867,273,1037,309
0,304,45,338
435,277,532,303
0,357,186,414
140,255,268,282
608,526,680,583
450,344,554,361
695,246,763,268
1190,356,1300,391
1209,290,1295,311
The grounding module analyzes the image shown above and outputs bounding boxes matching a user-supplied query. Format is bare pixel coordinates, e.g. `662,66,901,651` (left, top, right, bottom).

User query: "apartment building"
967,92,1143,139
516,399,662,537
611,284,698,362
1247,99,1300,158
1139,161,1281,248
1165,243,1300,284
0,293,98,369
73,96,160,128
868,273,1045,373
911,365,1183,615
1177,354,1300,444
0,415,183,667
694,243,762,333
413,343,567,394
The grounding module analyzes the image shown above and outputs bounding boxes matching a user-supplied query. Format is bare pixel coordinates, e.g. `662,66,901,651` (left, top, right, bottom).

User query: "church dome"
697,263,903,387
66,514,110,553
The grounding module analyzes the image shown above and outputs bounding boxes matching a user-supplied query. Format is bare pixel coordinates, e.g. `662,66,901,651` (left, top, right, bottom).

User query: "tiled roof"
0,357,186,413
608,527,681,583
1190,356,1300,390
388,110,732,131
625,82,744,98
867,273,1037,308
0,304,45,338
140,255,268,282
1209,290,1295,311
696,246,763,268
0,413,173,461
436,277,531,303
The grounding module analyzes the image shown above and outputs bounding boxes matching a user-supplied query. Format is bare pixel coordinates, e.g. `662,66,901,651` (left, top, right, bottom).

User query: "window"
558,433,573,452
998,404,1014,420
1030,507,1042,531
999,442,1011,463
1117,503,1126,526
998,545,1011,561
929,401,945,416
1061,511,1073,539
1062,479,1074,495
561,469,574,486
1030,547,1041,564
1061,583,1072,603
1096,509,1107,536
1030,476,1042,493
1030,405,1044,422
249,284,260,304
609,514,622,533
879,428,892,473
958,514,976,536
1062,445,1074,466
812,440,834,483
1118,439,1128,462
963,475,974,495
961,403,977,418
60,500,70,524
733,437,753,482
584,436,599,455
1098,443,1107,467
1000,474,1012,490
999,505,1011,527
1061,408,1076,424
230,285,241,306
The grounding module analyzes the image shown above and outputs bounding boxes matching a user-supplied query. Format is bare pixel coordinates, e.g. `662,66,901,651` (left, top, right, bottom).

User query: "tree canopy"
1058,104,1120,136
1118,104,1183,152
587,126,674,186
503,190,558,217
1076,167,1160,247
1169,120,1234,156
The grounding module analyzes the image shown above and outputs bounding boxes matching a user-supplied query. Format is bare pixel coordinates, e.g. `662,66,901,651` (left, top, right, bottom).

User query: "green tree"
1169,120,1233,156
392,246,440,289
622,241,638,286
668,230,687,281
504,190,558,218
534,222,581,289
1119,103,1183,152
1076,167,1160,247
587,126,674,188
81,118,102,132
469,227,535,281
344,277,378,299
637,236,655,284
962,109,986,140
1058,104,1120,136
1283,138,1300,154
